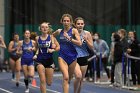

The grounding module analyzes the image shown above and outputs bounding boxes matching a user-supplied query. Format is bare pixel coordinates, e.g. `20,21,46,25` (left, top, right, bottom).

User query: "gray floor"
0,71,139,93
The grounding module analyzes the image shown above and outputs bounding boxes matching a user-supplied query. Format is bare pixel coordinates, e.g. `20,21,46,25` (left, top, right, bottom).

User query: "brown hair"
128,31,137,40
60,14,73,25
74,17,84,24
30,32,38,40
118,29,127,37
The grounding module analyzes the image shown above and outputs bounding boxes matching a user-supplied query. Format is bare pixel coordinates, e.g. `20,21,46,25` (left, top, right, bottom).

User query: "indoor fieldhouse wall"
4,25,140,68
0,0,5,61
4,0,140,67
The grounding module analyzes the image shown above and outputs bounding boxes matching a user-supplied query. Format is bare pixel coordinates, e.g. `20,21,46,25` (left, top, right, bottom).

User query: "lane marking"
17,80,61,93
0,88,13,93
20,74,62,79
10,73,62,93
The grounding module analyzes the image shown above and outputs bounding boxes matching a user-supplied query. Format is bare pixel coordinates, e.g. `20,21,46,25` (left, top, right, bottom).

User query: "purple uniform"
59,28,77,65
21,40,34,66
36,35,54,68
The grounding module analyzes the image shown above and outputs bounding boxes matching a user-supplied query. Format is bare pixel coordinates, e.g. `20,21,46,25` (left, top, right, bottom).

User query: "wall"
0,0,5,61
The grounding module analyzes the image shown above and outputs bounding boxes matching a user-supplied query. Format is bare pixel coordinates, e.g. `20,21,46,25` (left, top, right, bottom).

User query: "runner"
53,14,82,93
8,33,21,87
33,22,60,93
17,30,36,92
74,17,93,93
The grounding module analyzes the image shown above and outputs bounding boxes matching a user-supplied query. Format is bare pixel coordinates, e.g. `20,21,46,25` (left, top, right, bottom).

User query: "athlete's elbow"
53,44,60,52
55,47,60,51
77,41,82,46
90,45,94,49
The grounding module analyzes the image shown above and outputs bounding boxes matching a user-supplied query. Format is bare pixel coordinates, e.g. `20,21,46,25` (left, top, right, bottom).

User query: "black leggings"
96,57,110,79
111,64,115,83
85,61,94,78
131,60,140,85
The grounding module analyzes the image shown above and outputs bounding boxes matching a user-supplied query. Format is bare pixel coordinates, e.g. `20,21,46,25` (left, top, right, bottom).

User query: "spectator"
93,33,110,83
113,33,123,87
108,32,115,85
127,31,140,88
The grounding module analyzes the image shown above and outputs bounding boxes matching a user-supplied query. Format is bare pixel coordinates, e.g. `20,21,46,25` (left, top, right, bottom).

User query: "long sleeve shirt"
93,39,109,58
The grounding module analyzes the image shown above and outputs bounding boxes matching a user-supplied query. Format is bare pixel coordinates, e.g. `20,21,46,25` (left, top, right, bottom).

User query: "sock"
24,79,29,89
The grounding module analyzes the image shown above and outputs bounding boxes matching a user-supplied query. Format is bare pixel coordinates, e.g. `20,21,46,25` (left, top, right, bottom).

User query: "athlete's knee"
76,75,82,81
40,78,46,85
63,76,69,82
15,70,20,73
75,72,82,80
76,75,82,80
29,73,34,78
15,67,21,72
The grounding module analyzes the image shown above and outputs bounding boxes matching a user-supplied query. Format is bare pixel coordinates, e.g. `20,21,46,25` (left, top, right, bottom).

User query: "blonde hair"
39,22,53,34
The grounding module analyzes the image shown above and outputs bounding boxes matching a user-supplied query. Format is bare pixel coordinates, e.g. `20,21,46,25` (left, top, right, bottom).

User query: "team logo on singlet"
60,34,72,42
38,41,51,48
23,46,32,51
81,35,86,44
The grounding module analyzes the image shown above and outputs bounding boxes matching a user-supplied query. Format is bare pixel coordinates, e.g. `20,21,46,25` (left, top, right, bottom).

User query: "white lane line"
20,75,39,79
0,88,13,93
10,73,62,93
20,73,62,79
53,74,62,77
19,81,61,93
18,80,61,93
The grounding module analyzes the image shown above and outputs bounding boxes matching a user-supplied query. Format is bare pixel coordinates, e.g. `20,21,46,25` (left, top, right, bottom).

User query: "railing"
87,52,140,87
123,53,140,89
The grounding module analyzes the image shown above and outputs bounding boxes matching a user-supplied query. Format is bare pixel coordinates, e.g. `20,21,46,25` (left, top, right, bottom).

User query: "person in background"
30,32,38,41
2,59,10,72
84,32,95,82
8,33,21,87
118,29,128,85
17,30,36,93
30,32,38,72
108,32,115,85
53,14,81,93
127,31,140,88
0,35,6,72
113,32,123,87
0,35,6,48
118,29,128,52
93,32,110,83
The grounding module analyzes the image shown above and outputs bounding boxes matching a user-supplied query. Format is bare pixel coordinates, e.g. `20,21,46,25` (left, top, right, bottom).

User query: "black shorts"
77,56,88,66
35,57,54,68
10,54,21,61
